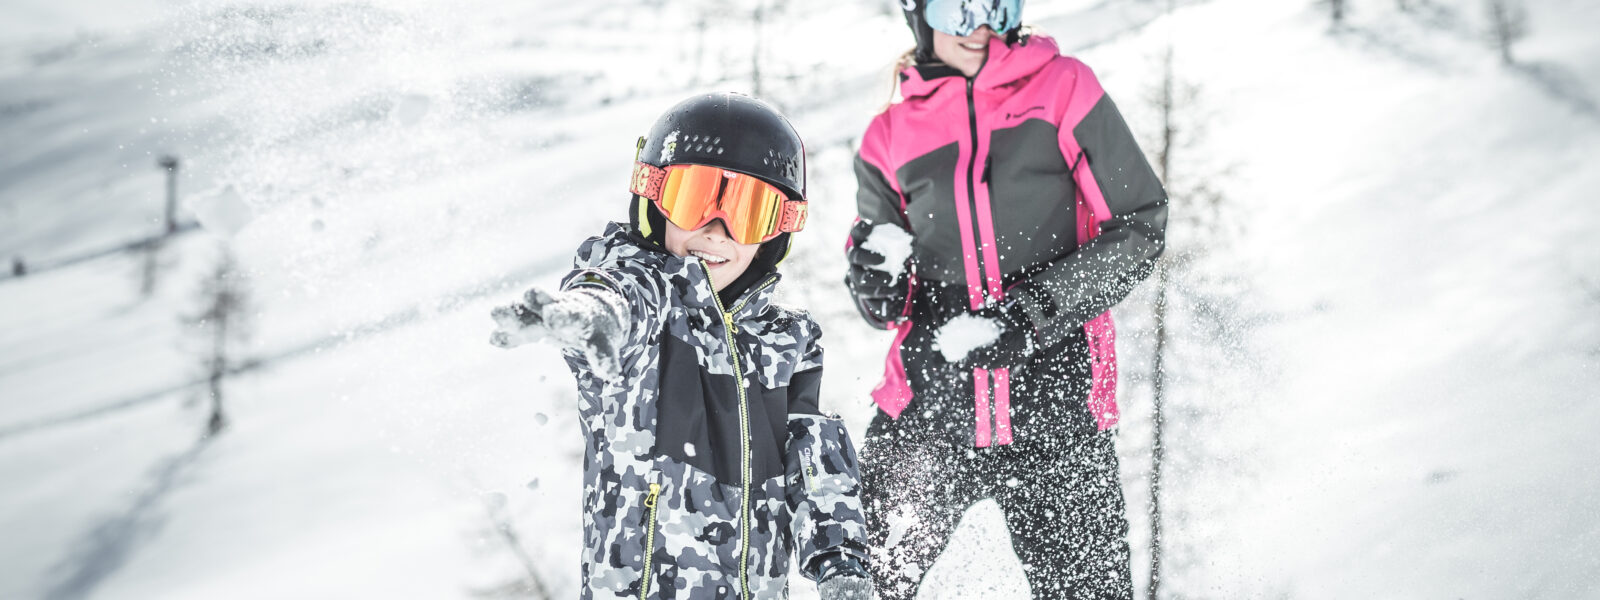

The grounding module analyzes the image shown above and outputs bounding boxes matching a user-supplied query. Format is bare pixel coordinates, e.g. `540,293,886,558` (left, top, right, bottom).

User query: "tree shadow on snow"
40,435,216,600
1334,24,1457,74
1512,61,1600,121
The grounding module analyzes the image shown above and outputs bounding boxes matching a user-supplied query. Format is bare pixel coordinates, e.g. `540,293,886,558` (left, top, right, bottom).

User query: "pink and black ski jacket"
851,34,1167,445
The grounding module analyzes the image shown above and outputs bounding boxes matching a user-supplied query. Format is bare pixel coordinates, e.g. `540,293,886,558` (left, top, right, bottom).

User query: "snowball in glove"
490,286,626,382
935,300,1040,369
845,219,914,328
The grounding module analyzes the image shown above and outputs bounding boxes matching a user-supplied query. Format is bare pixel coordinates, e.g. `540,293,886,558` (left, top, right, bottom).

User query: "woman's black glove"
845,219,913,329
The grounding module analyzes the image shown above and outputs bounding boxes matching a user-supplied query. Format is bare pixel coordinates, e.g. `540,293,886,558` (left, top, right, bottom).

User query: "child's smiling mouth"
691,249,730,265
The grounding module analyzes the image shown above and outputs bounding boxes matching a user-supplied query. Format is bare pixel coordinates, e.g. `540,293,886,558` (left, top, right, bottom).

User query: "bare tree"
752,0,765,97
468,491,554,599
189,245,251,438
1136,2,1259,596
1322,0,1347,27
160,156,181,234
1145,38,1176,600
134,156,184,297
136,238,173,298
1485,0,1530,65
693,10,709,86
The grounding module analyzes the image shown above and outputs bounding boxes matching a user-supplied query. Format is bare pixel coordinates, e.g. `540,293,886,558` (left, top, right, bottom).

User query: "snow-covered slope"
2,0,1597,598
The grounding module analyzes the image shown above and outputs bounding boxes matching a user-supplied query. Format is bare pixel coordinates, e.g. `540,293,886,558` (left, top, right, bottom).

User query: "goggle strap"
630,161,668,201
778,201,808,233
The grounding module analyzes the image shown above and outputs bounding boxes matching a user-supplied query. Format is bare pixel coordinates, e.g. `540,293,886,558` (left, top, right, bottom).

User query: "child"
490,93,872,600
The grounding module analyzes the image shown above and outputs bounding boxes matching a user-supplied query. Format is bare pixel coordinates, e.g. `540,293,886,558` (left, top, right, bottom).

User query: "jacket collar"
898,34,1062,100
589,222,782,319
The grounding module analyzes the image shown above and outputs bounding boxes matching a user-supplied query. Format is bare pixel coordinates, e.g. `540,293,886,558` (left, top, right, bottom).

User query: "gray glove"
490,286,625,381
816,554,874,600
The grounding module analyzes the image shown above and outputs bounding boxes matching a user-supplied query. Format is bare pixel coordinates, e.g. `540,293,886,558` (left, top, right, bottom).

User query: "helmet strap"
629,194,667,248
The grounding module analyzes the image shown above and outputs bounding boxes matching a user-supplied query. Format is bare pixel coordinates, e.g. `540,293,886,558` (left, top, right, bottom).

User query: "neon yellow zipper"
698,265,777,598
640,482,661,600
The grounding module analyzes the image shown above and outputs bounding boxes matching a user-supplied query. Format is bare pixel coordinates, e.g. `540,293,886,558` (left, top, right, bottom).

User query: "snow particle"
885,506,918,548
482,491,507,510
188,185,253,237
533,412,549,426
660,130,679,163
391,94,431,126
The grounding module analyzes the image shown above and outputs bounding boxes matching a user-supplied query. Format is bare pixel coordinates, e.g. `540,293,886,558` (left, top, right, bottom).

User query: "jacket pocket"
639,481,662,600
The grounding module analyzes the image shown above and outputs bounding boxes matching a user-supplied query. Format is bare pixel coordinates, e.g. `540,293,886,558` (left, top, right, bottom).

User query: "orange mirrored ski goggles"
630,161,807,245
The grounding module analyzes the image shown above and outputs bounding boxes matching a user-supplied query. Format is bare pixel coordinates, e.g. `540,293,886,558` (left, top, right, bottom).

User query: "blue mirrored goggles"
923,0,1024,37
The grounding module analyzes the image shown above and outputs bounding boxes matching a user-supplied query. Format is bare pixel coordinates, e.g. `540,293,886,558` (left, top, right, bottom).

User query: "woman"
845,1,1168,598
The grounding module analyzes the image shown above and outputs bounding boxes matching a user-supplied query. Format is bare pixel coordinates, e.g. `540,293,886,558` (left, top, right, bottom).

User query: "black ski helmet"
901,0,939,64
628,93,807,295
636,92,805,200
630,93,805,243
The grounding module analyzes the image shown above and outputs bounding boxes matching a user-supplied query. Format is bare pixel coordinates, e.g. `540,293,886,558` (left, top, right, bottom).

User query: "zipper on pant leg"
639,482,662,600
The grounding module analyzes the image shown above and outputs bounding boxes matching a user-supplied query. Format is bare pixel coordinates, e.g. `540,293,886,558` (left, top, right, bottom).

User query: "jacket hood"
899,33,1062,100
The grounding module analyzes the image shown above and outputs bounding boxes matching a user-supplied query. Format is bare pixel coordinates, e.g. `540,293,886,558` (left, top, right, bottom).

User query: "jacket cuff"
1005,282,1052,334
814,551,870,583
806,545,871,582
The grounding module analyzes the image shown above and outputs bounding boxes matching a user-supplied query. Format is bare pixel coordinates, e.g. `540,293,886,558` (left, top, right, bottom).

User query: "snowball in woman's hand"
934,314,1001,362
861,222,914,277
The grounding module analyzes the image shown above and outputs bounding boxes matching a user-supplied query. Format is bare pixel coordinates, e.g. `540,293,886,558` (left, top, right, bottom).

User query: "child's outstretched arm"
489,286,628,381
784,324,873,599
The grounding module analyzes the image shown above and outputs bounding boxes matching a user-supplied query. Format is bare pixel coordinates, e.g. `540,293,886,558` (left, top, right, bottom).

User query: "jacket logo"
1006,106,1044,120
800,447,820,493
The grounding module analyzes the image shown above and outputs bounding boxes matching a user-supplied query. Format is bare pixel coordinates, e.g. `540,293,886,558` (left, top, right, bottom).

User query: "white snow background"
3,0,1599,598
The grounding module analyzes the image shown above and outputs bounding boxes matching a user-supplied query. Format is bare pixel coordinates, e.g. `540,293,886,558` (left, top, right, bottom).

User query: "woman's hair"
883,47,919,110
881,25,1041,108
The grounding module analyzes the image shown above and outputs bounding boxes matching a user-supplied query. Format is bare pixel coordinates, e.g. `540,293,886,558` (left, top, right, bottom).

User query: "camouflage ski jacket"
559,223,869,599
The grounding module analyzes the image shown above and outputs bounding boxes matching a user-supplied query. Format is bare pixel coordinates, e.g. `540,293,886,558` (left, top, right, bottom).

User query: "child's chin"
708,261,745,279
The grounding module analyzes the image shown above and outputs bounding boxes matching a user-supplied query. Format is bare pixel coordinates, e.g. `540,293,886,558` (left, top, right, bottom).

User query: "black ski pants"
861,412,1134,599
